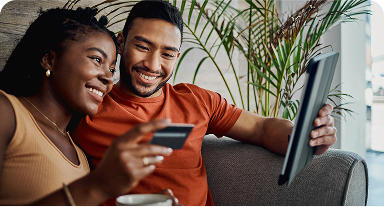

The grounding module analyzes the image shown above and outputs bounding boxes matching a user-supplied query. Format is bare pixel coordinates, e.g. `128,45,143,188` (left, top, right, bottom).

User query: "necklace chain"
23,97,67,136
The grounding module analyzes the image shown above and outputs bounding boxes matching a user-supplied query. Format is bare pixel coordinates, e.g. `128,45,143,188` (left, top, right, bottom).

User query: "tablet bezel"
278,52,339,186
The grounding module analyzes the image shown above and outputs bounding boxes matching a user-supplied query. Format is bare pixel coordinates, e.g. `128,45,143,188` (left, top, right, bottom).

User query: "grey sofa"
201,135,368,206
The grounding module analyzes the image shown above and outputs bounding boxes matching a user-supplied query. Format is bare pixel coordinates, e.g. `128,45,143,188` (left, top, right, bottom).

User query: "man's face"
118,17,181,98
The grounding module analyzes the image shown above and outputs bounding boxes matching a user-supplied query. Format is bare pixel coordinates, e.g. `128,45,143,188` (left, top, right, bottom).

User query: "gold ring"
143,157,149,166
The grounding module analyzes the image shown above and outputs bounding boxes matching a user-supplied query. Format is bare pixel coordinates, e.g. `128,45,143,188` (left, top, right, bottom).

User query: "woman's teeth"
87,87,103,97
139,72,156,80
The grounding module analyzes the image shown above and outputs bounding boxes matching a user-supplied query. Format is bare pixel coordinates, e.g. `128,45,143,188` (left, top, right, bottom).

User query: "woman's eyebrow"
87,47,108,59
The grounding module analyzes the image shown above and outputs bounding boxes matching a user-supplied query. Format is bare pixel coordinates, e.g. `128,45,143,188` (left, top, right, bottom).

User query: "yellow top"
0,90,90,205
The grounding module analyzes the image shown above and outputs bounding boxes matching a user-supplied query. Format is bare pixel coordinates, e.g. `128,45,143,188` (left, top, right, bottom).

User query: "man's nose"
143,52,161,72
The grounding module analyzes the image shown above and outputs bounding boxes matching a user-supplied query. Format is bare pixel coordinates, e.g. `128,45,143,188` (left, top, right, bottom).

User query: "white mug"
116,194,173,206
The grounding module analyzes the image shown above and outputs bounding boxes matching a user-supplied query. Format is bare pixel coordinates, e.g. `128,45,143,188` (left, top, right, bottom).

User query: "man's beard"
119,60,172,98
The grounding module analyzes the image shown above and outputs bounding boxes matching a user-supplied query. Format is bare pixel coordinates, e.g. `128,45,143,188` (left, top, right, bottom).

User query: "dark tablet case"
278,52,339,186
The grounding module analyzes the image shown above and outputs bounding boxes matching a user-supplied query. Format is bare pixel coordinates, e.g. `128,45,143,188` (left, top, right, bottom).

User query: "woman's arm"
0,94,172,205
0,94,16,179
32,119,173,205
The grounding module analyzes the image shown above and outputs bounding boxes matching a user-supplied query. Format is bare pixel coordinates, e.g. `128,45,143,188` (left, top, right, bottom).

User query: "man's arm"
224,104,337,155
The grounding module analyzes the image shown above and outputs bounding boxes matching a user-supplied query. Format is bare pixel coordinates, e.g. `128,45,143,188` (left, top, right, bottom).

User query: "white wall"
340,18,367,158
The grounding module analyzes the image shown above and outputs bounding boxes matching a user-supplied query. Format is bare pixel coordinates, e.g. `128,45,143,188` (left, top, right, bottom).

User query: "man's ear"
117,32,125,55
172,51,181,70
40,50,56,71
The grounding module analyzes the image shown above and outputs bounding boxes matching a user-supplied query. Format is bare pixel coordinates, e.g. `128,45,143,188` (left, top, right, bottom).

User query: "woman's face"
47,32,116,115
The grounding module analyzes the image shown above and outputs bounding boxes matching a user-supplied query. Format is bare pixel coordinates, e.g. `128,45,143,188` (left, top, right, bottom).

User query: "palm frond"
65,0,370,119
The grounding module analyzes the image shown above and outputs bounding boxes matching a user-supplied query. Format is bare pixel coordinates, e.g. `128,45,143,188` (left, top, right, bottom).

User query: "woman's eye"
110,69,116,74
94,57,101,63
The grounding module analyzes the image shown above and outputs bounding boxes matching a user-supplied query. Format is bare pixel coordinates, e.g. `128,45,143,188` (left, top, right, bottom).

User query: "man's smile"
138,71,157,81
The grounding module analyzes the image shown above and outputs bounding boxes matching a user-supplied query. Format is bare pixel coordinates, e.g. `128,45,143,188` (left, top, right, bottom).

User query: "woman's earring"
46,70,51,77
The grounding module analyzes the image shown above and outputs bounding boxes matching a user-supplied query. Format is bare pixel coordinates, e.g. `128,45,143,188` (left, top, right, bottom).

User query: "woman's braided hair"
0,7,119,96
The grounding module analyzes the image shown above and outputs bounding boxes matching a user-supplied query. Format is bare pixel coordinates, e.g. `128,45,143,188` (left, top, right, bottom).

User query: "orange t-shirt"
71,83,243,206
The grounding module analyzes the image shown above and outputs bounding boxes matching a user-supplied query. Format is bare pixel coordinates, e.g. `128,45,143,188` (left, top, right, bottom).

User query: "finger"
319,104,333,117
121,147,170,169
120,119,171,144
127,156,158,178
309,134,336,147
155,189,173,195
314,114,334,127
139,155,165,167
133,144,173,157
155,189,181,206
136,164,156,179
310,125,336,138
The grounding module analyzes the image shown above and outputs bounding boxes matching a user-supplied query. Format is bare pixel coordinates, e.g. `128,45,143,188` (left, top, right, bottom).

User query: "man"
72,0,337,205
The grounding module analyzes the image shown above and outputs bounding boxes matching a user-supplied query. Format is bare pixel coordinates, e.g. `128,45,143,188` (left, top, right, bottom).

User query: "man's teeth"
87,87,103,97
139,72,156,80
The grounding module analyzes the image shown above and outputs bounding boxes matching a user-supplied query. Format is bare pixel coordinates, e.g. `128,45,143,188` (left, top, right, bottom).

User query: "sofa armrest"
201,135,368,206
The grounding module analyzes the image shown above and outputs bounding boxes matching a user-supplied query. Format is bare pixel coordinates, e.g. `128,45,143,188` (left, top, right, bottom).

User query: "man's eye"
163,53,175,59
136,45,148,50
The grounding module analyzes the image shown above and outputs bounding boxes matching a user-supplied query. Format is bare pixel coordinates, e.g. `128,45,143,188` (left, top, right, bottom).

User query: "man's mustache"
132,65,165,76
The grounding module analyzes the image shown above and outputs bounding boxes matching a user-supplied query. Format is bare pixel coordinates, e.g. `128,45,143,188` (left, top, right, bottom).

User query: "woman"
0,7,173,205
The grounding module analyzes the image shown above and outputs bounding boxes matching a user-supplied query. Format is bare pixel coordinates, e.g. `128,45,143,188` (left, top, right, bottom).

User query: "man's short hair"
122,0,183,45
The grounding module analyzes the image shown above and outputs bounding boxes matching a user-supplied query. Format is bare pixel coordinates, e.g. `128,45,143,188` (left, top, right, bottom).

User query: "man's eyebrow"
87,47,107,59
134,35,179,52
134,35,153,46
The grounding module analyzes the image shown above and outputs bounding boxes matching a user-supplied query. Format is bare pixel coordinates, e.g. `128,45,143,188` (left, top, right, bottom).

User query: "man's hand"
310,104,337,155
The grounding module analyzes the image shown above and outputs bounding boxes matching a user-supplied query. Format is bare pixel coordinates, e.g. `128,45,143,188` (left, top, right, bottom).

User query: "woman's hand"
155,189,183,206
31,119,173,206
89,119,173,200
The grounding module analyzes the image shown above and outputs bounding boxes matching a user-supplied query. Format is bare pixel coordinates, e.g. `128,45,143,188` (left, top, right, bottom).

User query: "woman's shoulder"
0,91,16,119
0,91,16,145
0,90,17,114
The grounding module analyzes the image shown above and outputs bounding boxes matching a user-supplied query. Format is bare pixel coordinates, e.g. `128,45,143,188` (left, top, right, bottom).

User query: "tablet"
278,52,339,186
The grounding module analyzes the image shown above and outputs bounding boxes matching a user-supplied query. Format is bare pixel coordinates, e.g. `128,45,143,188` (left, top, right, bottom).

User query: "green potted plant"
65,0,369,120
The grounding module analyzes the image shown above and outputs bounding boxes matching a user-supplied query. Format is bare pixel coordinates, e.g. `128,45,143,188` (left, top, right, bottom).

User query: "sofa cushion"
201,135,368,206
